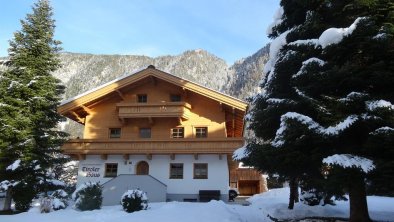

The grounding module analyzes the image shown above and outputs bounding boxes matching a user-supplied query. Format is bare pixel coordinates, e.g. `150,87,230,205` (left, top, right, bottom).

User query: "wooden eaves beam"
70,111,85,124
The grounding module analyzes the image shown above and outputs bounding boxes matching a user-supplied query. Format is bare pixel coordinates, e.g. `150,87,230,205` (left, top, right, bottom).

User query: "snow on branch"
370,126,394,135
288,17,367,49
267,98,296,105
318,17,366,48
233,145,249,160
6,159,21,171
272,112,359,147
323,154,375,173
0,180,19,191
293,57,326,78
266,7,284,35
366,100,394,111
338,92,368,102
264,28,294,76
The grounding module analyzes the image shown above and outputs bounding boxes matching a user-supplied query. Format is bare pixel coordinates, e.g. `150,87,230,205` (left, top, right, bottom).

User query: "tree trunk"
294,179,299,203
348,178,371,222
288,178,298,209
3,188,12,211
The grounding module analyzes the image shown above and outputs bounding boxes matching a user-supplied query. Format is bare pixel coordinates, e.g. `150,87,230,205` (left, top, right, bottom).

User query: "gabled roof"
58,65,248,136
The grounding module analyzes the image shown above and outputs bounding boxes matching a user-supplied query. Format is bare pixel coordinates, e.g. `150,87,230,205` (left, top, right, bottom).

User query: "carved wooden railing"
62,138,244,155
116,102,191,120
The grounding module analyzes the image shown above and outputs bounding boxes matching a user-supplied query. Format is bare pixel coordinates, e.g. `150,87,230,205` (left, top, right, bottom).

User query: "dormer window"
137,94,147,103
170,94,181,102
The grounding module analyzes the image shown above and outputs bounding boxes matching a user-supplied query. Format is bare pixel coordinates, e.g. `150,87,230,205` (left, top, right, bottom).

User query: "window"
139,128,151,138
170,94,181,102
137,94,147,103
109,128,121,138
170,163,183,179
194,163,208,179
105,163,118,177
171,128,184,138
195,127,207,138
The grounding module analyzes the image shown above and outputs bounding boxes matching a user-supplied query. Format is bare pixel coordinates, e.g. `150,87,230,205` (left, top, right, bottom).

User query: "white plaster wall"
77,154,229,195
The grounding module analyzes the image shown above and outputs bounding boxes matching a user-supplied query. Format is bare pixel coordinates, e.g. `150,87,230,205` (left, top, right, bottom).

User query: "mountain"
1,46,269,137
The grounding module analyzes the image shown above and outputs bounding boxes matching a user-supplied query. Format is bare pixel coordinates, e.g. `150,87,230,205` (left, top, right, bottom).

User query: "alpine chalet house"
58,65,264,205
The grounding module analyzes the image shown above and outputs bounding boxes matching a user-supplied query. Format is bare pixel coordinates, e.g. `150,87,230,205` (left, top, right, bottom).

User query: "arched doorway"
136,161,149,175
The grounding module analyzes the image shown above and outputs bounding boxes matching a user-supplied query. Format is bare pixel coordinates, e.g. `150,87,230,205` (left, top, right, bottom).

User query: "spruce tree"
0,0,68,211
241,0,393,221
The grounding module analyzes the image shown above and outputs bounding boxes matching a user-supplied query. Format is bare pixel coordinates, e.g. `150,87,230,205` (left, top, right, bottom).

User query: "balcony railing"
62,138,244,155
116,102,191,120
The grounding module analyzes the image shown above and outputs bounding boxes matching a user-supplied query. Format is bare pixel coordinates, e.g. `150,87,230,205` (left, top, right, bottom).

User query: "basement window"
109,128,121,138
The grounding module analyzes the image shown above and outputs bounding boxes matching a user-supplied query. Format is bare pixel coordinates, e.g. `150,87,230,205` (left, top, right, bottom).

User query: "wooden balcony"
116,102,191,120
62,138,244,156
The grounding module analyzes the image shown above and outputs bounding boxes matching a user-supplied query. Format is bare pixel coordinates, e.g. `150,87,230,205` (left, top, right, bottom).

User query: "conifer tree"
240,0,393,221
0,0,68,211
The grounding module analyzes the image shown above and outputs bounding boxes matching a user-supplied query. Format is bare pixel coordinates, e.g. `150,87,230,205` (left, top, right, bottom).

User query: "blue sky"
0,0,279,64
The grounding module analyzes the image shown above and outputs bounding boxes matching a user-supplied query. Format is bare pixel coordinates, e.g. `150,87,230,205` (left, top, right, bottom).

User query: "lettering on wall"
81,164,101,177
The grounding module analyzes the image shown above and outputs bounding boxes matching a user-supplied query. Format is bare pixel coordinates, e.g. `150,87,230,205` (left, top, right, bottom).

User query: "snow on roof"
323,154,375,173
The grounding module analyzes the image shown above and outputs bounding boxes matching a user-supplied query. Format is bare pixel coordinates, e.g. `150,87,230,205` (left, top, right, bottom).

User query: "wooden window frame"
171,127,184,138
170,94,181,102
195,127,208,138
137,94,147,103
169,163,184,179
193,163,208,179
109,128,121,138
104,163,118,177
139,128,151,138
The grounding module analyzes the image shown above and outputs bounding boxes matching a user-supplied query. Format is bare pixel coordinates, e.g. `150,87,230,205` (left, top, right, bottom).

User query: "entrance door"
136,161,149,175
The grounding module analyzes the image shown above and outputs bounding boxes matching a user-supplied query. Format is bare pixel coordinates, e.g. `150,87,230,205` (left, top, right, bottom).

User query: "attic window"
137,94,147,103
170,94,181,102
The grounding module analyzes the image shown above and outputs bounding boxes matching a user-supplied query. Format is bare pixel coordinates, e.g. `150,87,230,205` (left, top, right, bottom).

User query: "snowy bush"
51,189,69,210
121,189,148,213
40,197,52,213
12,182,36,212
300,189,324,206
72,182,102,211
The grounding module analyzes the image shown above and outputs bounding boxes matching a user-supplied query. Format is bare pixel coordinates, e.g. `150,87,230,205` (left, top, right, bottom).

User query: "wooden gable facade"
58,65,248,161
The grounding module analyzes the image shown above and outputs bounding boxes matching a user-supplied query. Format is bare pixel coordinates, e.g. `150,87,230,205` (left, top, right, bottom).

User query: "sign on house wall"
80,164,102,177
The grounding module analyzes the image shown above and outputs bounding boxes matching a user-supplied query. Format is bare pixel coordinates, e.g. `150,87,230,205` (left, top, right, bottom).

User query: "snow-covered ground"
1,188,393,222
